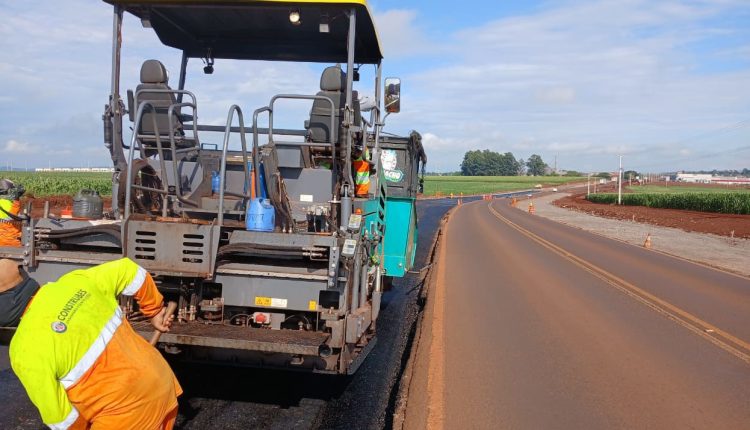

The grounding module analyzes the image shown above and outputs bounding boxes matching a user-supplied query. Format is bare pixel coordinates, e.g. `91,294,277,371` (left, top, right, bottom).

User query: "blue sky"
1,0,748,173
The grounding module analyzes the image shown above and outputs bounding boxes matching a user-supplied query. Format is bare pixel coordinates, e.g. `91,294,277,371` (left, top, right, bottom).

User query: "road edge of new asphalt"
390,206,455,430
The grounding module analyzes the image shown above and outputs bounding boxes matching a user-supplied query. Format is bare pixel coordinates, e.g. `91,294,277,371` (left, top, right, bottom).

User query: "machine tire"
118,158,164,215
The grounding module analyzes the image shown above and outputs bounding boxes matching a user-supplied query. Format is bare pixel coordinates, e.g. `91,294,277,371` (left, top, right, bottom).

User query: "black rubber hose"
41,228,121,241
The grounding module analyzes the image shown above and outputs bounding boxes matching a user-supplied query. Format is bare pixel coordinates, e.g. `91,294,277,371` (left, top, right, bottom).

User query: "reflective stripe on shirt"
121,266,147,296
60,307,123,389
48,406,79,430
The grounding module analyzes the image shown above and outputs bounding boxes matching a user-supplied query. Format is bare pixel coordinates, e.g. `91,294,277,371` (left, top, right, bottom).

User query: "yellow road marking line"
488,201,750,365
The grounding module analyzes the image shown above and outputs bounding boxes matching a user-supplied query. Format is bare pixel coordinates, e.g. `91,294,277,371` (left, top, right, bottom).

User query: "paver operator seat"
307,65,361,152
133,59,195,150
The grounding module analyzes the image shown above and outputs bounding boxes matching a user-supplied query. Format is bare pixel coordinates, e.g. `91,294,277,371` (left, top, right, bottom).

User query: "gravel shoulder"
523,193,750,278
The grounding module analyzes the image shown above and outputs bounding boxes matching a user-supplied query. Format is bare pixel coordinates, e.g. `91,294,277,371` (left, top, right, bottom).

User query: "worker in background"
353,143,370,197
0,179,24,247
1,257,182,430
351,92,378,197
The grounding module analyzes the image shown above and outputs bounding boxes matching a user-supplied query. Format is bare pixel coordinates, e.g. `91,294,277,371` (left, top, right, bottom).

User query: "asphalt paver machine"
0,0,427,374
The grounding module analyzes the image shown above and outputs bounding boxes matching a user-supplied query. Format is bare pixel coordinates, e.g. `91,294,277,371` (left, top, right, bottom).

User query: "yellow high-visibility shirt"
9,258,180,430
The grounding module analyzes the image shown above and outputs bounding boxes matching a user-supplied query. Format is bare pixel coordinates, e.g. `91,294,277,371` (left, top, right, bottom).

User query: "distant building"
676,173,750,185
676,173,712,183
34,167,114,173
711,177,750,185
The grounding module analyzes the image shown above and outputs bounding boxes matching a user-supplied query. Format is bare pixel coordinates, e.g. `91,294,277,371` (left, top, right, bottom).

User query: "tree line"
460,150,549,176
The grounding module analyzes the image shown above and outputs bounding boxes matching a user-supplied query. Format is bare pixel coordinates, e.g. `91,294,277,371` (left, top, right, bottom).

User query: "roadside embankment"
392,208,452,430
523,193,750,277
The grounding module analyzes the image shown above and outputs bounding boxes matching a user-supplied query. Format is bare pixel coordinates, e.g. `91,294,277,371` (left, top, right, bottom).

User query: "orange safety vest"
0,198,21,247
353,147,370,197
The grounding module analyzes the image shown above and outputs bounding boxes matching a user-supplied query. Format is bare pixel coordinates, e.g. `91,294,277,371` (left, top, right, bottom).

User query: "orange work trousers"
68,320,182,430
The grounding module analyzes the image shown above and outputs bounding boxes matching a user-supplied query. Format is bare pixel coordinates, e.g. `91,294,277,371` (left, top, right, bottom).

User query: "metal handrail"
125,88,198,151
124,101,171,220
252,106,272,200
197,124,307,137
265,94,337,196
217,105,252,226
134,89,198,120
167,102,200,207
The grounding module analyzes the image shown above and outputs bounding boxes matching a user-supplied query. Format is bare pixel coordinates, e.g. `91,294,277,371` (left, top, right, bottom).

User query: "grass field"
424,176,584,196
0,171,112,197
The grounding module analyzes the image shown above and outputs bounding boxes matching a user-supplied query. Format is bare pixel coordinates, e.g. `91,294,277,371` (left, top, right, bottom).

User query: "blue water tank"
246,198,275,232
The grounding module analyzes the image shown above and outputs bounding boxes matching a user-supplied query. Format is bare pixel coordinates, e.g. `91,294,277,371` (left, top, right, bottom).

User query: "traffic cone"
643,233,652,249
528,202,535,214
511,198,517,208
457,198,462,206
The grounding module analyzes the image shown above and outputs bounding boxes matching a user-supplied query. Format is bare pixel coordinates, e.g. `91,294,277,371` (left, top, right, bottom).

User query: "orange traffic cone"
511,198,517,208
643,233,652,249
528,202,535,214
457,198,462,206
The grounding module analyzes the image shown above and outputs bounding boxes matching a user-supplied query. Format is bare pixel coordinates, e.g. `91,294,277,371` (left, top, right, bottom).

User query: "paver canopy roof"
104,0,383,63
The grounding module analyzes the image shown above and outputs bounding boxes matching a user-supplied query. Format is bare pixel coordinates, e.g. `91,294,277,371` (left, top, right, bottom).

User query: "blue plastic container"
258,164,268,198
243,163,269,199
211,171,221,195
246,198,275,232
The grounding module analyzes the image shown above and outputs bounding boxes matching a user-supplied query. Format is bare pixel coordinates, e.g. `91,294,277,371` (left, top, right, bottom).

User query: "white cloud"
535,87,576,104
2,140,36,154
373,10,434,58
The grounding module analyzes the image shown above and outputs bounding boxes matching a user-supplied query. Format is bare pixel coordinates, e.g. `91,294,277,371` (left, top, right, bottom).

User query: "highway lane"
500,197,750,348
428,199,750,429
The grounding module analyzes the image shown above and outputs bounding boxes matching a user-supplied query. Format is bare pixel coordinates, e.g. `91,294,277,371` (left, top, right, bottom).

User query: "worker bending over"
0,258,182,430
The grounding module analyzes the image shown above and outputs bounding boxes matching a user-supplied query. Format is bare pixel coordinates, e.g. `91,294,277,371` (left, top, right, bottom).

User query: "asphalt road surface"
0,198,454,430
425,198,750,429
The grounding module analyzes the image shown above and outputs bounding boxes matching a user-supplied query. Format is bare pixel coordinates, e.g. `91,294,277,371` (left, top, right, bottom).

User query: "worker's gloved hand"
150,305,174,333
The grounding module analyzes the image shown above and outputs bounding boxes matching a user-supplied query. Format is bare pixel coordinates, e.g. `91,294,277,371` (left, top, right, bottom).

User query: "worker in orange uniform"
0,179,24,247
353,145,370,197
0,257,182,430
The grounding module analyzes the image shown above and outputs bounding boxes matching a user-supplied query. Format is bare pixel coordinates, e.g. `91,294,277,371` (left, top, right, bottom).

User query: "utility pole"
587,173,591,196
618,156,624,204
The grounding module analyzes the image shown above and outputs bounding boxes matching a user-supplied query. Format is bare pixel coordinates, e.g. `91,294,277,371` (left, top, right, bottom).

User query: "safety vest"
9,258,172,429
0,198,21,247
353,147,370,196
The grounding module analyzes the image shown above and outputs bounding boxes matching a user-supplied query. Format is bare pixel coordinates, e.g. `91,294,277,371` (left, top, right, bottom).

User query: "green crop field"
587,191,750,215
424,176,584,196
626,185,750,194
0,171,112,197
1,170,586,199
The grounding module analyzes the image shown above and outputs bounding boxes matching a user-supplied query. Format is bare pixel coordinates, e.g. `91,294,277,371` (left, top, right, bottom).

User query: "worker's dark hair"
0,265,40,328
